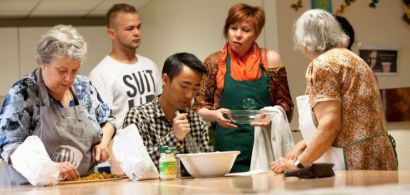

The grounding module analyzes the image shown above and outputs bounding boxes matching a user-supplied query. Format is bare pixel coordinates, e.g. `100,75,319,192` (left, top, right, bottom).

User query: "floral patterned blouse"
0,69,114,162
306,48,397,170
193,51,294,121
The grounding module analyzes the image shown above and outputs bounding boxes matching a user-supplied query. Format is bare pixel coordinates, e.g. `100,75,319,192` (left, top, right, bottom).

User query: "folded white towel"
250,106,294,171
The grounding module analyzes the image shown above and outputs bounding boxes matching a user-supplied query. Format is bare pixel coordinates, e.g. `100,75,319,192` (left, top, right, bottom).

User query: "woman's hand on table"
283,151,299,161
271,158,297,174
283,141,306,160
93,143,109,163
57,162,80,181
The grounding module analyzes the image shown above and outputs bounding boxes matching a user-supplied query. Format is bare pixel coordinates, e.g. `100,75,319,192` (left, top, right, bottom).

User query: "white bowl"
176,151,240,178
222,110,273,124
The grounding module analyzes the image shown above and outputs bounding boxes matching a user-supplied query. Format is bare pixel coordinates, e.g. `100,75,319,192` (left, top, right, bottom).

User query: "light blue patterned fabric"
0,69,114,161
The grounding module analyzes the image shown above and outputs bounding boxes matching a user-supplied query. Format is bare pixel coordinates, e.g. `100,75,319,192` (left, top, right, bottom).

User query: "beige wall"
0,28,19,95
137,0,270,69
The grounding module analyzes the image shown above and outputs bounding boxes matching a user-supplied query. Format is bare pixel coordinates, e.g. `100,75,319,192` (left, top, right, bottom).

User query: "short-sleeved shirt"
306,48,397,170
123,96,212,168
0,69,114,162
89,55,162,129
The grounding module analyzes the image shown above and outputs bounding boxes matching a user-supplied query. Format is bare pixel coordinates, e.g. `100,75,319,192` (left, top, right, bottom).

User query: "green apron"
215,53,271,172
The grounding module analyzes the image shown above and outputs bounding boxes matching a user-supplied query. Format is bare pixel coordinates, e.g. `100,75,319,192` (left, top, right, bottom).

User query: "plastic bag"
112,124,159,181
10,136,59,186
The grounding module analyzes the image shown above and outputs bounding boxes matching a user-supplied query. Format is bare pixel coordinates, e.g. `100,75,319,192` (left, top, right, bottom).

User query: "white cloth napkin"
250,106,294,171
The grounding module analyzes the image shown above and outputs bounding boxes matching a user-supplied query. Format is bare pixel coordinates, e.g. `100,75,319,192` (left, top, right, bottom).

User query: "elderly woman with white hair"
271,9,397,173
0,25,115,184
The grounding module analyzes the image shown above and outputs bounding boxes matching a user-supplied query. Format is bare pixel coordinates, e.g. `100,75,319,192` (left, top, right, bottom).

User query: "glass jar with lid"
159,146,177,180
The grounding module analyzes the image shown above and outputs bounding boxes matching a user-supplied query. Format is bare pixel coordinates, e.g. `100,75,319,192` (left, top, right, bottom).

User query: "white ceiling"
0,0,152,18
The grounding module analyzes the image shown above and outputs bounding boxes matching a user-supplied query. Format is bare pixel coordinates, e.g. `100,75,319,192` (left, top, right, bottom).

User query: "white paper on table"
10,136,59,186
225,170,270,177
112,124,159,181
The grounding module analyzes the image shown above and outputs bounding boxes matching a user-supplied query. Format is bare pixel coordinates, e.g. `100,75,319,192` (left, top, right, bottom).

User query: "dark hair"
106,3,138,27
335,16,355,50
162,52,208,81
223,3,265,38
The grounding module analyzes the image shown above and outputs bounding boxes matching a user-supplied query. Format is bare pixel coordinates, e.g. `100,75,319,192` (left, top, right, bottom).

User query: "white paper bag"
10,136,59,186
112,124,159,181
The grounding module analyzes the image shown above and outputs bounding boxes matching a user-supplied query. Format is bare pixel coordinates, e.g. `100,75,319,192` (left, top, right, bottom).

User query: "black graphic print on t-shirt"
123,69,156,109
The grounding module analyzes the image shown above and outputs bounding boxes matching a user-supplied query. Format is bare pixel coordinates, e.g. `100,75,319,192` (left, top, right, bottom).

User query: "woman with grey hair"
271,9,397,173
0,25,115,185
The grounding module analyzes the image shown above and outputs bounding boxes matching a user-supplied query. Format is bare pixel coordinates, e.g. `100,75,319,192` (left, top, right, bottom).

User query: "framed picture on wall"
380,87,410,122
358,44,399,76
311,0,332,12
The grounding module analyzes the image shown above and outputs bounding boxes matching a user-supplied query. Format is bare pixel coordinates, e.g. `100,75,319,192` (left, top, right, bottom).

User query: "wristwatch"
294,159,305,169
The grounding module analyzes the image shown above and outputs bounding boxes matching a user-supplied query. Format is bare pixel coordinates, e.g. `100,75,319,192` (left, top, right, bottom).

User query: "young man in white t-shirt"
89,3,162,174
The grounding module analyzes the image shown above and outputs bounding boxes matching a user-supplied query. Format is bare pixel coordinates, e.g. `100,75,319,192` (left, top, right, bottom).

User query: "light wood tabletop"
1,170,409,194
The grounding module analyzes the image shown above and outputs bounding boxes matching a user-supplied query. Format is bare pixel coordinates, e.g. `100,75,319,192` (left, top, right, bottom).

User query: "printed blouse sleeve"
307,61,341,108
88,80,115,128
0,80,36,161
193,53,220,111
268,67,294,122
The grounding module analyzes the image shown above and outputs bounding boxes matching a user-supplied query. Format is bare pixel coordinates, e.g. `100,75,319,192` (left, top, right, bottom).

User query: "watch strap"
294,159,304,169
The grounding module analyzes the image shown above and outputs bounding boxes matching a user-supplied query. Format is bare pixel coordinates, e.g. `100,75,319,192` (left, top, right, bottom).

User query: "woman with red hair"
193,3,293,172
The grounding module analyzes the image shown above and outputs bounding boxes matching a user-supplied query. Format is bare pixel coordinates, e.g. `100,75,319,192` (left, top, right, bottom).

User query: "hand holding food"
92,143,109,163
57,162,80,181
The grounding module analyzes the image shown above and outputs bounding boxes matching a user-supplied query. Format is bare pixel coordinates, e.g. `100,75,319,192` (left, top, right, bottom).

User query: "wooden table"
1,171,410,194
